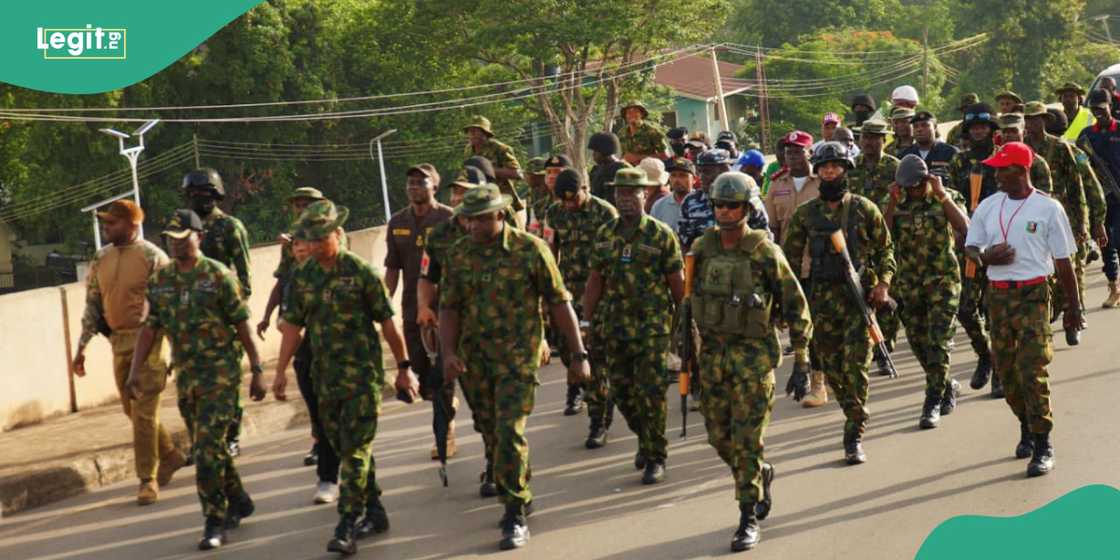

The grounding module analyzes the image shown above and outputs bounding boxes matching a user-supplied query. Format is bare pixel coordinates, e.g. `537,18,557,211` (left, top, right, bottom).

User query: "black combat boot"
731,502,760,552
356,495,389,538
585,418,608,449
1065,326,1081,346
843,433,866,465
479,463,498,498
1026,433,1055,477
970,353,992,390
498,503,530,550
304,442,319,466
223,491,255,529
634,451,647,471
990,371,1005,399
940,379,961,416
919,394,941,429
563,384,584,416
754,463,774,521
327,515,359,556
1015,422,1035,459
641,459,666,485
198,517,226,550
873,347,892,376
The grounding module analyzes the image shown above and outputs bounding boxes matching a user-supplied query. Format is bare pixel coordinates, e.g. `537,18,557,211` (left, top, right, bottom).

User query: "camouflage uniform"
948,147,999,359
146,256,249,522
465,138,525,212
199,208,252,298
283,249,395,517
884,138,914,159
589,160,630,206
441,225,571,508
679,188,769,252
690,229,811,503
851,153,902,348
618,121,668,159
588,214,682,464
782,195,896,440
987,283,1054,433
547,195,618,423
886,190,966,398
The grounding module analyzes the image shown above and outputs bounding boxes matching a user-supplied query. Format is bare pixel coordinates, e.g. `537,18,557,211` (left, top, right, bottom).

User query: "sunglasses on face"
964,112,991,122
712,201,744,210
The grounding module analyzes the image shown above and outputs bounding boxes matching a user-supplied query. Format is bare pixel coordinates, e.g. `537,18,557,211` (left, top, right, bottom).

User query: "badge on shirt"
543,226,555,245
393,228,411,236
420,251,431,276
179,290,190,306
1026,221,1038,233
621,245,633,264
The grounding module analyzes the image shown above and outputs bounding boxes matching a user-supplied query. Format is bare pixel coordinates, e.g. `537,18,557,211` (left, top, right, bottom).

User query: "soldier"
385,164,457,460
761,136,791,196
182,168,252,458
617,101,669,165
464,155,524,228
890,85,919,110
274,200,418,555
998,113,1053,195
782,141,896,464
964,142,1080,478
72,200,185,506
1055,82,1093,142
884,156,970,429
582,167,684,483
995,91,1024,115
680,149,769,252
686,172,813,552
525,157,553,237
885,107,916,158
545,168,618,438
948,103,1001,397
463,115,525,217
588,132,629,206
667,126,689,157
128,209,266,550
902,110,960,183
256,187,343,501
849,93,877,130
439,184,590,550
650,157,695,235
945,93,980,149
1077,90,1120,310
852,118,903,376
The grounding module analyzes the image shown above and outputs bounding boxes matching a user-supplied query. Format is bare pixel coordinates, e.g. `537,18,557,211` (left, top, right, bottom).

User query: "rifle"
420,325,451,487
829,230,898,378
960,171,983,311
679,253,698,437
1078,136,1120,199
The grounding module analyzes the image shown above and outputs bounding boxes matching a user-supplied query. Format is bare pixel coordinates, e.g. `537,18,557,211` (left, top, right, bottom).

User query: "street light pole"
369,129,398,224
99,120,159,238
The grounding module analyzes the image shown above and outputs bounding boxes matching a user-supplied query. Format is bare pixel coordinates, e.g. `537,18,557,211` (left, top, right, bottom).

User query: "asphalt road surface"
2,277,1119,560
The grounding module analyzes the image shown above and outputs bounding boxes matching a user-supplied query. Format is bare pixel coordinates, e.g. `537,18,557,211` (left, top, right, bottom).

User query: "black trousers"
295,338,341,484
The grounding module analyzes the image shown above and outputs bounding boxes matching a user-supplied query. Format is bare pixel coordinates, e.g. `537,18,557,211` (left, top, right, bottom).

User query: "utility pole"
921,25,930,101
368,129,397,224
710,47,731,133
192,133,201,168
755,45,771,153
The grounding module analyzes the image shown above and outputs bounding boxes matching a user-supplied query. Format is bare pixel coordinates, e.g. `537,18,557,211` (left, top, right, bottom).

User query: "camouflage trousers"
565,302,611,426
987,283,1054,434
603,336,669,463
876,303,901,351
898,280,961,397
318,387,382,516
810,286,872,438
178,382,244,521
459,355,536,507
1050,244,1087,319
957,259,991,357
698,340,774,504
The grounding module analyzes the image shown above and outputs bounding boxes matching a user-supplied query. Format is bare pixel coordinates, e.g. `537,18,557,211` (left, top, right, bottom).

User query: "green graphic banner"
1,1,262,93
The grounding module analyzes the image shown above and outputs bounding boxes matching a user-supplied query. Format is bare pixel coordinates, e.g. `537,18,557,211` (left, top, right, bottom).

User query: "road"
2,276,1119,560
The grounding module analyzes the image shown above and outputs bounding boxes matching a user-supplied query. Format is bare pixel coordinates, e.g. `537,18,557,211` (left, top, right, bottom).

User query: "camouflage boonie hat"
619,100,649,118
162,209,204,240
463,115,494,136
890,106,916,120
287,187,325,203
608,167,659,188
995,91,1024,104
292,199,349,241
959,93,980,110
665,156,697,175
527,156,548,176
1022,101,1052,120
454,183,512,217
859,118,891,136
997,113,1025,131
1054,82,1086,97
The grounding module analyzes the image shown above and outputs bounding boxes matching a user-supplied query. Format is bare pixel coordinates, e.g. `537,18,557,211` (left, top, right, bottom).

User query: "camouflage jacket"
545,194,618,299
589,159,629,206
885,190,966,301
948,146,1000,214
618,121,668,158
420,217,469,285
884,137,915,159
78,239,169,348
588,215,682,340
282,249,395,396
464,138,525,211
849,153,900,209
441,225,571,376
782,194,896,294
1070,143,1108,228
1025,134,1089,238
200,208,252,299
679,187,770,251
145,256,249,391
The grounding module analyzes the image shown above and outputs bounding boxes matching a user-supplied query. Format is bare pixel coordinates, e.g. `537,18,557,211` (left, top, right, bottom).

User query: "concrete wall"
0,225,392,432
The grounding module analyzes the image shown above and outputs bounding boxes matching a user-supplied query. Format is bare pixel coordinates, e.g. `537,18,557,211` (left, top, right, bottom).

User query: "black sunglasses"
712,201,744,210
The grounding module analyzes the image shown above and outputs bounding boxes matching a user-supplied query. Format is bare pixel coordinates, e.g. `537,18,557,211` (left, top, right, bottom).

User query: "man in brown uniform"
72,200,186,505
385,164,458,459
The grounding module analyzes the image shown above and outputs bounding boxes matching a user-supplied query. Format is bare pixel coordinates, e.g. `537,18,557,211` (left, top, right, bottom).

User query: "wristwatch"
398,360,412,370
570,351,590,363
250,364,263,375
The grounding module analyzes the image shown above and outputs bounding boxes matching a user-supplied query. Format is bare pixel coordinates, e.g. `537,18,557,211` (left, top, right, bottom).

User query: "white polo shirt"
964,189,1076,281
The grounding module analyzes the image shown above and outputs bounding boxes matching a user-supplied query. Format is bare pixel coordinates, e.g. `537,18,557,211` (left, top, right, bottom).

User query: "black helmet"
962,103,998,130
811,141,854,173
181,168,225,199
463,156,496,181
587,132,621,156
697,148,733,167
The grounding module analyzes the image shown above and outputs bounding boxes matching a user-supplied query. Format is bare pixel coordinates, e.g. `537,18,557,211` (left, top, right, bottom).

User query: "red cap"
784,130,814,148
982,141,1033,169
822,112,841,124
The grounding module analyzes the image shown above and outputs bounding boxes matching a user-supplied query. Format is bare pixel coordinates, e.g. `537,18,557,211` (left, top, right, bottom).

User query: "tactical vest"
693,229,772,338
808,196,862,282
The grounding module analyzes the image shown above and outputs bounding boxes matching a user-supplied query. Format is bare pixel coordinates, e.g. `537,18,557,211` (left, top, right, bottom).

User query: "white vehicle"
1090,62,1120,95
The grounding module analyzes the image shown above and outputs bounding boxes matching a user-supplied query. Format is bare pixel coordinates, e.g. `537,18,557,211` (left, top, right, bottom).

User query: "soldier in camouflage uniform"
850,118,902,375
679,149,770,251
582,167,684,483
182,168,252,458
464,115,525,215
884,107,916,159
884,155,970,429
948,103,1001,397
687,172,813,552
439,183,590,550
128,209,266,551
945,93,980,150
617,101,669,165
274,200,418,556
545,168,618,425
588,132,630,206
525,157,554,236
782,142,896,465
998,114,1054,195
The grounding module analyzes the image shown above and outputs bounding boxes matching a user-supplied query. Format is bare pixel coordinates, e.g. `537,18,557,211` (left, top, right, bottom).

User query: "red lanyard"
998,192,1031,243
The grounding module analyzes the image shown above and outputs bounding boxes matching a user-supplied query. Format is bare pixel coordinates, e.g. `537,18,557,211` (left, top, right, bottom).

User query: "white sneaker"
313,481,339,504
